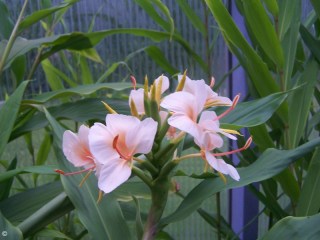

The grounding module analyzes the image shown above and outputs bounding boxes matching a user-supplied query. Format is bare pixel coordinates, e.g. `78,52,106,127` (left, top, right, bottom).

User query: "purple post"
227,1,259,239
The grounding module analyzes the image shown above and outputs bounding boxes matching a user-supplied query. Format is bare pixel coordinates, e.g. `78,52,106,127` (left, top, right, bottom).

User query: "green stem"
132,166,153,188
142,176,170,240
0,0,29,76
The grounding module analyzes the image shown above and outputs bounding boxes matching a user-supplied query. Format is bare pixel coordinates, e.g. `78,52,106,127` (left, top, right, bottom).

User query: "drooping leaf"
288,59,318,148
33,228,72,240
17,192,74,237
0,181,64,224
0,165,57,183
242,0,284,67
296,148,320,216
161,138,320,225
0,0,14,39
260,213,320,239
18,0,80,32
220,91,288,129
0,158,17,201
0,81,29,158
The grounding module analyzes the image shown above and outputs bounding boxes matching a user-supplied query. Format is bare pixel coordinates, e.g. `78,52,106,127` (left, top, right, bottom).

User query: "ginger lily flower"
129,75,170,115
62,125,95,170
89,114,157,194
177,74,232,107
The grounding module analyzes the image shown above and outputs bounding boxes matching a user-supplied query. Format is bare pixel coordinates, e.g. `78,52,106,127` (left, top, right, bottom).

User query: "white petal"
126,118,158,154
63,130,93,167
89,123,119,165
168,113,200,138
154,75,170,93
129,89,145,114
205,151,240,181
106,114,140,137
97,159,131,193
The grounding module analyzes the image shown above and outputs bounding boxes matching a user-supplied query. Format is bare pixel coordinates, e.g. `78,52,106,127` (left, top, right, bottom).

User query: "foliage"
0,0,319,239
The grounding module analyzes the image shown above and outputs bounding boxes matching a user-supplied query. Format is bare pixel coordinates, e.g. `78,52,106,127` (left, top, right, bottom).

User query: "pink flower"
178,75,232,107
62,125,95,170
89,114,157,193
129,75,170,115
204,151,240,181
160,80,207,138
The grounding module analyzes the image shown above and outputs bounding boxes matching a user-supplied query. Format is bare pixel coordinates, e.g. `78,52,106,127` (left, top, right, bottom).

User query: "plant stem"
0,0,29,76
142,176,170,240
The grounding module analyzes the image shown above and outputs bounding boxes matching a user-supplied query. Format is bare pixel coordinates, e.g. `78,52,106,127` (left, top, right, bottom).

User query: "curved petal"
161,91,203,119
154,75,170,94
167,113,200,138
129,89,145,114
63,128,94,168
97,159,131,193
106,114,140,137
205,151,240,181
126,118,158,154
89,123,119,165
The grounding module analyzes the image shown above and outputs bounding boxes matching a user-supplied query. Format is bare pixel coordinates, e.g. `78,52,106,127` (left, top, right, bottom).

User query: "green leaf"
262,0,279,18
134,0,174,38
0,181,64,224
296,148,320,216
25,82,134,104
40,58,77,88
310,0,320,20
0,81,29,158
35,131,52,166
17,192,74,237
0,212,23,240
79,57,94,85
18,0,80,32
288,59,318,148
176,0,206,35
0,165,57,183
0,158,17,201
279,0,301,90
145,45,179,75
42,59,65,91
34,228,72,240
97,62,130,83
161,138,320,225
205,0,280,98
300,24,320,63
220,91,288,129
260,213,320,239
0,0,14,39
243,0,284,67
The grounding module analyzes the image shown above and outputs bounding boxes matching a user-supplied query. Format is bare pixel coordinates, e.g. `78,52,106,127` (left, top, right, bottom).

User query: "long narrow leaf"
160,138,320,225
0,81,29,158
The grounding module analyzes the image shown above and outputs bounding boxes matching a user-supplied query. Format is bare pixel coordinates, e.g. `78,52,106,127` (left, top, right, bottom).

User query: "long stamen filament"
214,94,240,121
55,165,95,176
212,136,252,157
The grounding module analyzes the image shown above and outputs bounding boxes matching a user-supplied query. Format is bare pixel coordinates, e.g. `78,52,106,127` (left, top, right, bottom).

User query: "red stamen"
55,165,95,176
113,135,131,160
214,94,240,121
130,75,137,90
212,136,252,157
210,76,215,88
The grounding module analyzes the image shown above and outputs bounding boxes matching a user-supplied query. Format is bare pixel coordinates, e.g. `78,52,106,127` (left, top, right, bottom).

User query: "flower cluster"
58,73,251,195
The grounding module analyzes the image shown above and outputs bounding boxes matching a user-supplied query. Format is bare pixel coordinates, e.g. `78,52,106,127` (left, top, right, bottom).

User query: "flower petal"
154,75,170,94
63,126,94,168
205,151,240,181
129,89,145,114
167,113,200,138
97,159,131,193
89,122,119,165
126,117,158,154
